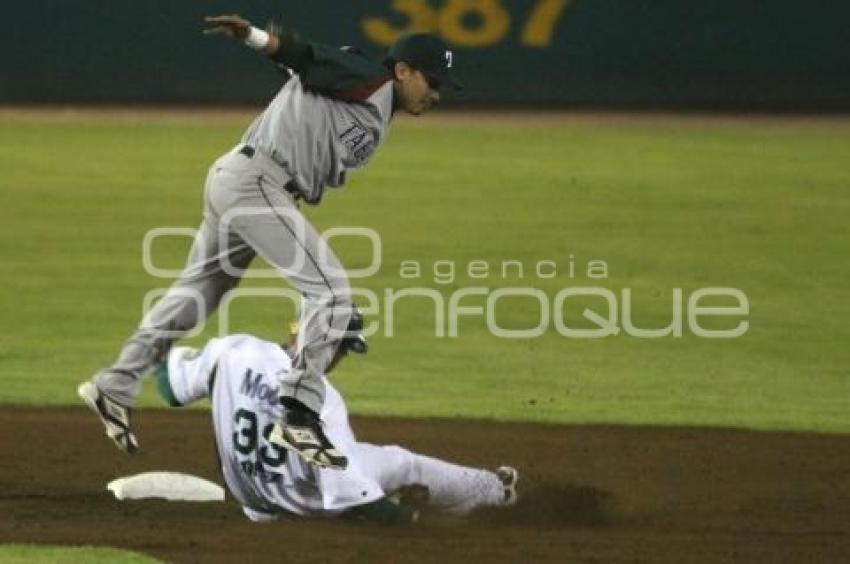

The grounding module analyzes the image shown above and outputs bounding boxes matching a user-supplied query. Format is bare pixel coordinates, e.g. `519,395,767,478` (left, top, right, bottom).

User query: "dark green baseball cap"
388,33,463,90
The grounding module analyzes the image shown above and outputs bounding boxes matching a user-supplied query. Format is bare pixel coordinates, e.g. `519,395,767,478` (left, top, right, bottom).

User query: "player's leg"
80,160,255,453
352,442,517,515
94,221,253,404
226,174,351,469
225,178,352,413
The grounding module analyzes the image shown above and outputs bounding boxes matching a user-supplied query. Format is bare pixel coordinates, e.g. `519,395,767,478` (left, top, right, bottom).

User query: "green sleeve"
155,363,183,407
270,31,391,102
269,29,314,75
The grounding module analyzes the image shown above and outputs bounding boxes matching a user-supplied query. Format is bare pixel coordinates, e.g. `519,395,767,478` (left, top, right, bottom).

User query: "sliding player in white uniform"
156,315,518,523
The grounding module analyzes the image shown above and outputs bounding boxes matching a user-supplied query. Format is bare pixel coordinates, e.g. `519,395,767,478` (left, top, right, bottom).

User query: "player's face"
394,62,440,115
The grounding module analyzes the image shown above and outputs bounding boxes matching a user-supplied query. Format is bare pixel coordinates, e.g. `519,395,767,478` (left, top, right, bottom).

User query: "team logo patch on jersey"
340,121,376,166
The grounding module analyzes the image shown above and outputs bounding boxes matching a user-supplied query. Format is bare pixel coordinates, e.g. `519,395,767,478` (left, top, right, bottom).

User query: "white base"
107,471,225,502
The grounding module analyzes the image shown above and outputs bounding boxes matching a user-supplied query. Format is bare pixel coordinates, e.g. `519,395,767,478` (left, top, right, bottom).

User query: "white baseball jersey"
165,334,506,521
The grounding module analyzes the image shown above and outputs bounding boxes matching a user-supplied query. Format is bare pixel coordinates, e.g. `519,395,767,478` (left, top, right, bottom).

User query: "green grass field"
0,545,160,563
1,110,848,433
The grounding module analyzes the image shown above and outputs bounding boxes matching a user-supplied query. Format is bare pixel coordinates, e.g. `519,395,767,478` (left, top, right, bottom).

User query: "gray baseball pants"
94,146,351,413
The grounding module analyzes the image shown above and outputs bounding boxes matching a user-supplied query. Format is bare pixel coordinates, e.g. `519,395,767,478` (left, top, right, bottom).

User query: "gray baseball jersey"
242,75,394,204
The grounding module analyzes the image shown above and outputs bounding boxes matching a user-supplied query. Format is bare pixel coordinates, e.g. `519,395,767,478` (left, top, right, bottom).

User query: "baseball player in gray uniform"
78,13,461,469
156,319,518,523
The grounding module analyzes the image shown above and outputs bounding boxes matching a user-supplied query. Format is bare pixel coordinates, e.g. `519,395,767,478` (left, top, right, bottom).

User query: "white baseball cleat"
269,420,348,470
77,381,139,454
270,397,348,470
495,466,519,506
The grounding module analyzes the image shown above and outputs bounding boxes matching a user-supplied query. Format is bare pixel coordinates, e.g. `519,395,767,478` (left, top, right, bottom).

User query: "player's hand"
203,14,252,41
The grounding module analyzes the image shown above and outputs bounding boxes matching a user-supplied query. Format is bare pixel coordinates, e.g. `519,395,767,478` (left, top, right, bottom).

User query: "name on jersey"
340,121,375,165
240,369,279,406
239,460,283,481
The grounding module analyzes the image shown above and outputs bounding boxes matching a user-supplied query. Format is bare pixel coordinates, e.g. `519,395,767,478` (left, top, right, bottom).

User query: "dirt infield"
1,408,848,563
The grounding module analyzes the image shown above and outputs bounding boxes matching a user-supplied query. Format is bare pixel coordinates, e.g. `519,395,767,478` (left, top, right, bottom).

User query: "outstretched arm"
203,14,280,55
203,14,313,74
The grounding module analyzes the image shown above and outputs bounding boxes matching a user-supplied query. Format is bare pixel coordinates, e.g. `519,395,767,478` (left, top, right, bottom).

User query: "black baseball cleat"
495,466,519,505
270,398,348,470
77,381,139,454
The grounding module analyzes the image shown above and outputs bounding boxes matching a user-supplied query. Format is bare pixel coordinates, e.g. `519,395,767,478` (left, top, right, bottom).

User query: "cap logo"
445,50,453,69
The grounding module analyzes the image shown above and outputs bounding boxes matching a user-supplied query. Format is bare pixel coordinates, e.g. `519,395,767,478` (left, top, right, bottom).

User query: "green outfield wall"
4,0,849,109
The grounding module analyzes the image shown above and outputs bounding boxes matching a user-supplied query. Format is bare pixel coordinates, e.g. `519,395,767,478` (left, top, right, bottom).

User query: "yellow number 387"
363,0,570,48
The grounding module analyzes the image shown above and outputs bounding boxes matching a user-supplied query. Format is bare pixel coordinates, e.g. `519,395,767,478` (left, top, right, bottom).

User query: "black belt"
239,145,302,200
